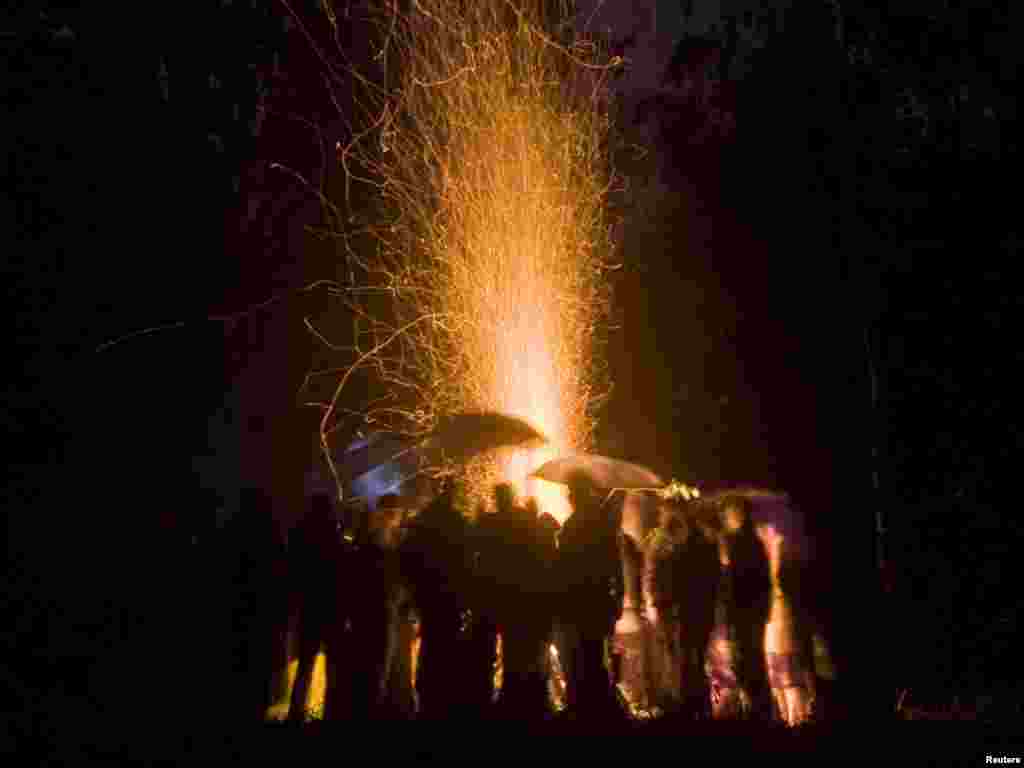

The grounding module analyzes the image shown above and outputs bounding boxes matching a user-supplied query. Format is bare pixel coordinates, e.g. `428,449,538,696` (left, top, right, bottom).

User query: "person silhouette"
489,487,552,718
677,501,720,720
401,480,473,719
225,487,286,723
467,496,502,711
643,500,685,712
720,496,773,720
531,504,561,710
349,493,406,718
287,493,341,722
555,473,624,719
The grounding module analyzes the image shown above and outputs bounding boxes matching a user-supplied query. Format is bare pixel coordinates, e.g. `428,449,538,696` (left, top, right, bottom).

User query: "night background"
7,0,1022,749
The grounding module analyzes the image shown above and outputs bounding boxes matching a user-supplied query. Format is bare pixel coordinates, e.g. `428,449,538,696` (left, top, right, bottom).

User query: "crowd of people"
626,493,821,724
217,473,824,725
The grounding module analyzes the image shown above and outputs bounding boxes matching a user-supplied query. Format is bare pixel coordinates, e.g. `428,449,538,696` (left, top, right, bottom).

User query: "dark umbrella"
420,412,547,466
333,413,546,505
530,454,664,491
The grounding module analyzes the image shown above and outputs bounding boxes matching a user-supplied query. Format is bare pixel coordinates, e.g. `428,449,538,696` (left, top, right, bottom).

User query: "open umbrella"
339,432,420,482
421,411,547,466
333,413,546,507
530,454,664,491
699,486,790,511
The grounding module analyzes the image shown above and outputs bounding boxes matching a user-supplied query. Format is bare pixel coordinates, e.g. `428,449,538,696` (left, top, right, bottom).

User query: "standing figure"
532,508,563,711
287,493,342,722
720,496,773,720
387,521,419,719
401,481,473,719
642,501,684,712
677,502,720,720
615,526,647,713
467,499,502,711
775,541,820,724
224,488,287,723
491,487,553,718
555,473,624,719
349,493,406,718
706,529,742,719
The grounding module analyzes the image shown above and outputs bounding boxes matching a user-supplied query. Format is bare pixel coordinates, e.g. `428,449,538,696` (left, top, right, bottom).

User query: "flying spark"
317,0,622,521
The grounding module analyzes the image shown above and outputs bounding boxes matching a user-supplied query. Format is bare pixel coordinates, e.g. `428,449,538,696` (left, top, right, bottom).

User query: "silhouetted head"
658,499,686,533
367,494,402,546
689,500,721,542
720,495,752,534
432,473,454,497
494,483,516,519
421,481,459,525
378,492,405,523
602,489,625,529
378,493,401,511
524,497,540,519
566,471,598,515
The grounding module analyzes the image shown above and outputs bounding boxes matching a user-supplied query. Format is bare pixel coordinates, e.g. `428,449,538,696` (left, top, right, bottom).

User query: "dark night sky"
7,1,1024,726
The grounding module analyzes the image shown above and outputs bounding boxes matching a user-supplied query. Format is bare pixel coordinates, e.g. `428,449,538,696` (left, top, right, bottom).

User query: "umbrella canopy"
530,454,664,491
701,486,790,506
327,432,429,512
421,411,547,467
339,432,420,482
329,413,544,510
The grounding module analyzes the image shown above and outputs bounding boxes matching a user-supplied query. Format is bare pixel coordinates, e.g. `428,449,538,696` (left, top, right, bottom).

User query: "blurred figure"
775,541,821,724
287,493,342,722
401,480,474,718
614,527,647,712
524,497,540,520
532,507,563,709
349,493,408,718
226,487,287,723
385,502,418,719
555,474,624,719
533,508,560,573
677,501,720,720
720,496,773,720
643,500,685,712
491,488,553,718
467,497,502,710
493,482,516,519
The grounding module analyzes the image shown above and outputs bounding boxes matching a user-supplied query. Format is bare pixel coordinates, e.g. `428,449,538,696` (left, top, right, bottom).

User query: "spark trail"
317,0,622,521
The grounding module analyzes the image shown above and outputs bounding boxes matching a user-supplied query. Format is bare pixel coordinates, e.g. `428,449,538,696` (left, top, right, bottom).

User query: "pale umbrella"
530,454,664,491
